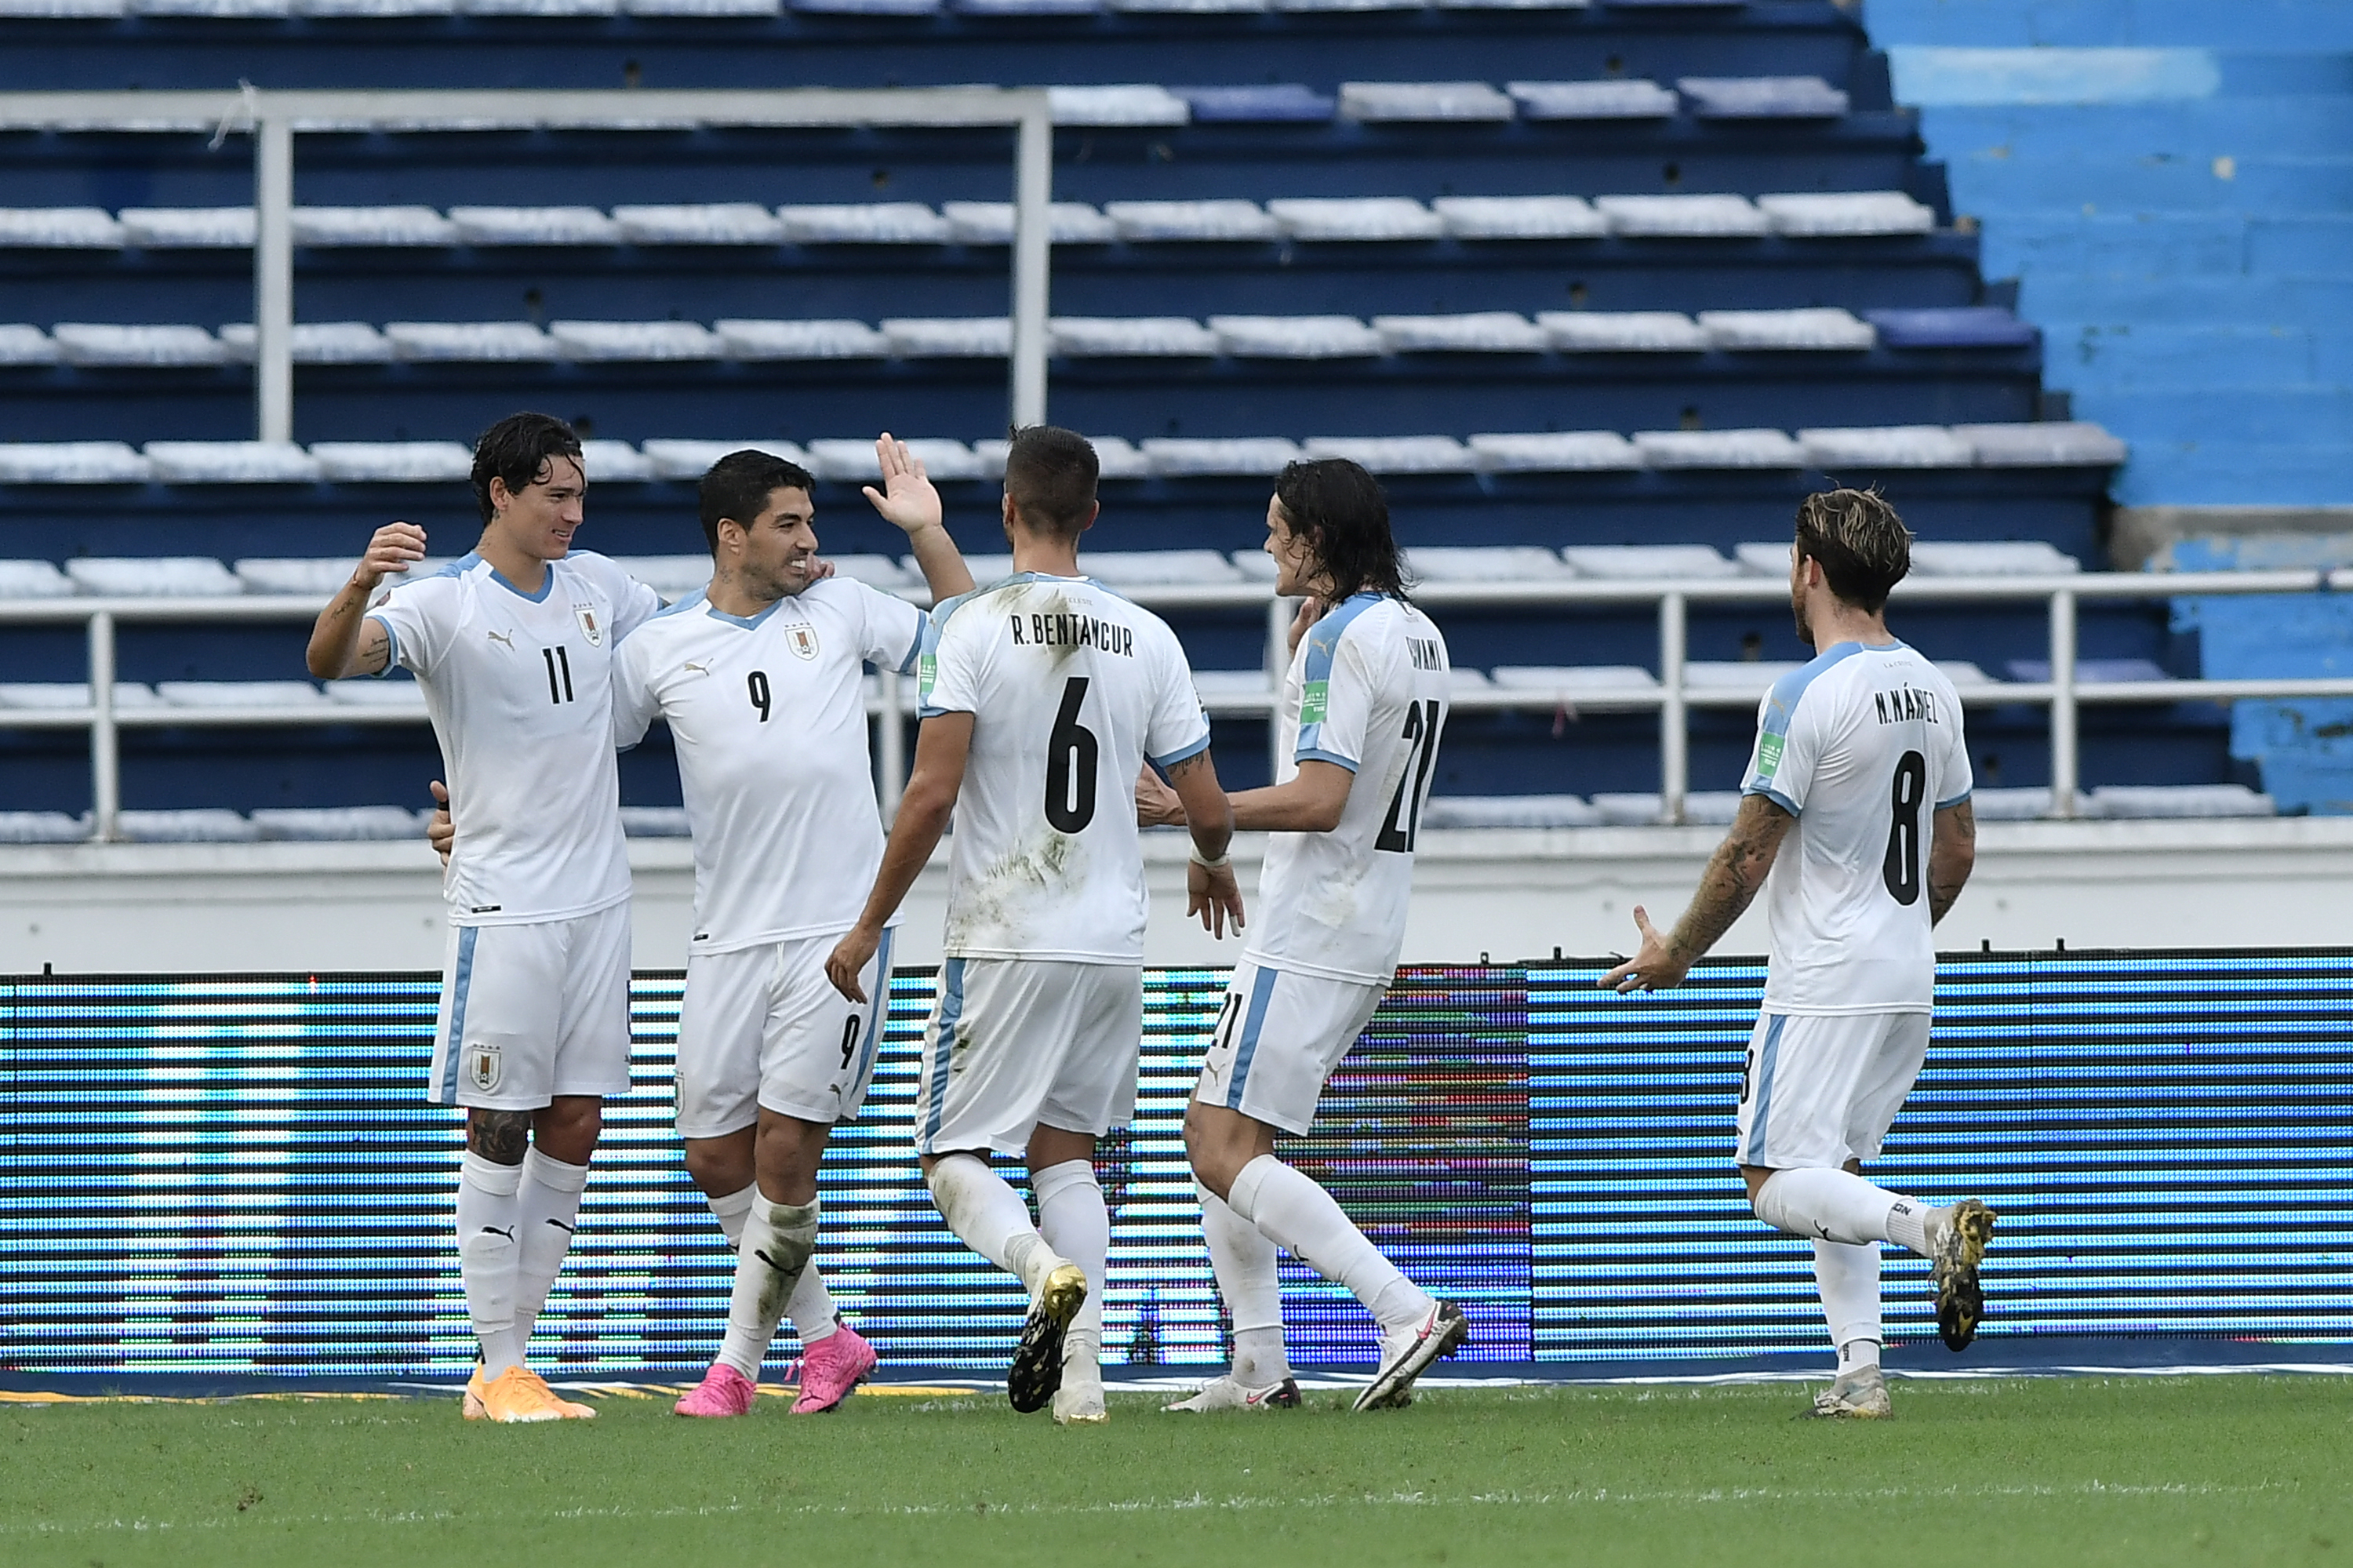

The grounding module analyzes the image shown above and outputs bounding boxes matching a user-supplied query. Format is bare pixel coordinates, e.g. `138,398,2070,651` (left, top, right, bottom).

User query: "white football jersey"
919,572,1210,963
1740,639,1973,1013
612,577,925,954
1246,593,1451,984
369,549,662,926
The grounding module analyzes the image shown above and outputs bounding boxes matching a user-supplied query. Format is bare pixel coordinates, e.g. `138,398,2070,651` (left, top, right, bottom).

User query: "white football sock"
512,1148,589,1348
787,1264,839,1346
1813,1239,1882,1370
1032,1159,1108,1356
707,1183,756,1246
1752,1167,1937,1257
456,1152,524,1378
926,1153,1056,1293
717,1195,820,1379
1227,1155,1434,1331
1197,1180,1289,1385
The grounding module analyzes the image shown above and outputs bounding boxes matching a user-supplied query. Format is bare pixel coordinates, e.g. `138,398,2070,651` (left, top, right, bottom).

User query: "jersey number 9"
747,670,771,723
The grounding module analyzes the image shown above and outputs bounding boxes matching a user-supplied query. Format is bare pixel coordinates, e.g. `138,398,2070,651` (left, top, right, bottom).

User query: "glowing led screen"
2,953,2348,1377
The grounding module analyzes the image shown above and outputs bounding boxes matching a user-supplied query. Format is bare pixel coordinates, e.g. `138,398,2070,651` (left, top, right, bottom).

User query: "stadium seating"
0,1,2234,826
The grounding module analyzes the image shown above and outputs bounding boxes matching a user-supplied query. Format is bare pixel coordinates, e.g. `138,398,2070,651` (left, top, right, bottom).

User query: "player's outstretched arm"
863,433,976,603
306,522,424,678
1166,751,1246,938
1926,799,1977,926
826,711,973,1002
1602,794,1793,992
1224,759,1354,834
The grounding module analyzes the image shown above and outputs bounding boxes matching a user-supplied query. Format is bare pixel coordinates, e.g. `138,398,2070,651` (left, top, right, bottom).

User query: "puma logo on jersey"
485,629,515,648
682,661,711,678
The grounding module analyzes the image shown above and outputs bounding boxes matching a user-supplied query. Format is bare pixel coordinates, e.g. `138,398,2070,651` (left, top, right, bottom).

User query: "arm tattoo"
1164,752,1213,784
1667,802,1790,963
1927,799,1977,926
467,1108,532,1164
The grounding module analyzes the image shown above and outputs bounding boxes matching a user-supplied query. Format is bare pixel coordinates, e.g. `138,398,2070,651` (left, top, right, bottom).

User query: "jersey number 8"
1882,749,1927,905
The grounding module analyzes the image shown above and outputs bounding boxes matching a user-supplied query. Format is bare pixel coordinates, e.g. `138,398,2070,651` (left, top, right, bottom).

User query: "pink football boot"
790,1323,878,1413
674,1362,759,1418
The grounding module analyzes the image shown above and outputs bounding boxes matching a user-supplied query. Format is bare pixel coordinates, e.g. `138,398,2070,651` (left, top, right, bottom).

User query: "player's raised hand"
1188,858,1246,939
1601,905,1687,993
425,780,453,866
861,433,944,538
353,522,427,590
1286,594,1327,656
825,923,882,1004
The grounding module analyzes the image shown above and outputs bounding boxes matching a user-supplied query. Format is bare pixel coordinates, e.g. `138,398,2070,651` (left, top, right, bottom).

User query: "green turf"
3,1377,2349,1566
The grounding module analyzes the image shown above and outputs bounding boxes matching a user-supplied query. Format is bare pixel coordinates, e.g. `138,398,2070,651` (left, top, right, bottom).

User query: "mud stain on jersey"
945,828,1085,951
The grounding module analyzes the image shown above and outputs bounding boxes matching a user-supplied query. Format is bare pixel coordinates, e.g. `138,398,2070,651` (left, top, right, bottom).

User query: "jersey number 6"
1045,676,1099,833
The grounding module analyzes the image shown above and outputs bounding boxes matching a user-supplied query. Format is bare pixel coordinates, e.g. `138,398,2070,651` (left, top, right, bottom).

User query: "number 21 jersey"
1246,592,1451,985
1739,639,1973,1014
919,572,1210,964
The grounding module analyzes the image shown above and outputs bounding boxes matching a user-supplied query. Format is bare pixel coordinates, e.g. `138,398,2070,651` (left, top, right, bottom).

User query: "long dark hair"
1272,457,1409,599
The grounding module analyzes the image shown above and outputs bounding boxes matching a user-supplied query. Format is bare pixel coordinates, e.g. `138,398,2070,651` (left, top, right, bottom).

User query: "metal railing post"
253,107,295,444
1266,594,1293,781
88,610,119,842
1660,591,1688,825
2049,588,2078,818
1008,100,1053,429
877,668,907,824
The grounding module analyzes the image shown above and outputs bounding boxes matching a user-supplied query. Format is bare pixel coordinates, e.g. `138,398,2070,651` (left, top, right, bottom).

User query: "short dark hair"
1794,487,1911,613
1002,425,1099,540
698,449,818,555
471,412,584,525
1272,457,1408,601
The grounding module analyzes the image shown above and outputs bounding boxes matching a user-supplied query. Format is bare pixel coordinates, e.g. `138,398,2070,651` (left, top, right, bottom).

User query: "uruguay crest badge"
574,604,603,646
787,623,819,661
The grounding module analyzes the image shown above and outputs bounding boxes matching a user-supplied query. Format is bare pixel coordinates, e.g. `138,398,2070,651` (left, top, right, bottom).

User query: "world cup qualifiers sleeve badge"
573,604,603,646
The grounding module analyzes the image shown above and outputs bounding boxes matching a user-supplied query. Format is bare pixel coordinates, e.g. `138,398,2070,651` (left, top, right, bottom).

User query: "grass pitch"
2,1376,2348,1567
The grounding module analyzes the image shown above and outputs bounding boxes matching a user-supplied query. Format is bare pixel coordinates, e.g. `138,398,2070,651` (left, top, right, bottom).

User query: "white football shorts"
1733,1009,1933,1170
427,902,634,1111
674,929,894,1137
913,959,1144,1157
1190,958,1387,1135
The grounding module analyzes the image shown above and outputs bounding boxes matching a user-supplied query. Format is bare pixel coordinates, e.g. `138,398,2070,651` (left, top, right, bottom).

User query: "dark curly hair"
1272,457,1408,600
470,412,584,525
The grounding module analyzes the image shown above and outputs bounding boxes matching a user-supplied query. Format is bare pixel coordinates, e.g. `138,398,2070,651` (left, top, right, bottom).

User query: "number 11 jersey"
1739,639,1973,1015
919,572,1211,965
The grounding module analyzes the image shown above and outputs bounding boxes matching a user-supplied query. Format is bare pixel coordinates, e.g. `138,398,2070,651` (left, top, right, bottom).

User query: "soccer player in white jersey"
610,439,974,1418
824,425,1245,1425
1603,488,1992,1421
307,413,663,1423
1152,459,1467,1415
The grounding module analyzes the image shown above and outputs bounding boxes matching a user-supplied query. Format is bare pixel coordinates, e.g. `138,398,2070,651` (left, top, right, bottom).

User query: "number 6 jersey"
611,576,926,955
1739,639,1973,1015
1244,592,1452,986
919,572,1210,965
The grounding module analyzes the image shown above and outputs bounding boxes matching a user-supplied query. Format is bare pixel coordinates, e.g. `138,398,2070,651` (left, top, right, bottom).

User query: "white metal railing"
9,569,2353,841
0,87,1058,437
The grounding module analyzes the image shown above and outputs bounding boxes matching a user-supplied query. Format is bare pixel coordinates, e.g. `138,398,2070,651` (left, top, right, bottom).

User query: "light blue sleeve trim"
1295,747,1359,773
1293,591,1383,762
1151,733,1212,769
1741,782,1801,816
366,612,402,678
896,628,922,676
1936,789,1973,810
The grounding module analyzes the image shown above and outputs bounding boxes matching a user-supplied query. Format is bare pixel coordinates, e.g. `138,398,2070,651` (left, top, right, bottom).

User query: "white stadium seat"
1301,436,1478,473
1104,200,1281,242
66,557,243,596
0,811,92,843
1538,311,1709,352
1337,82,1516,122
1910,540,2082,576
1699,308,1876,351
0,682,164,708
1594,194,1771,238
0,560,77,597
1506,79,1677,119
1373,313,1551,352
1467,431,1644,471
941,202,1118,244
307,442,475,482
1430,196,1609,239
1758,192,1937,237
157,681,331,708
881,318,1012,358
116,809,263,842
52,323,226,366
1561,544,1741,578
1266,198,1446,242
144,442,324,483
776,204,955,244
611,204,787,245
1141,437,1304,475
118,207,255,247
640,438,809,478
447,206,623,245
252,806,427,839
1798,426,1977,468
714,319,889,360
549,321,722,362
1405,546,1577,582
1209,315,1386,358
1633,429,1809,468
1049,318,1221,357
1421,795,1604,829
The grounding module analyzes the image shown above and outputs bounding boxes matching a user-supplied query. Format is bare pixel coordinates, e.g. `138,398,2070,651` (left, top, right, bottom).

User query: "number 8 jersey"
919,572,1211,964
1740,639,1973,1015
1245,592,1452,985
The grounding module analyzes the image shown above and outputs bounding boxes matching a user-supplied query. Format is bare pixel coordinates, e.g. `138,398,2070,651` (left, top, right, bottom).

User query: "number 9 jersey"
1245,591,1451,986
1740,639,1973,1015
